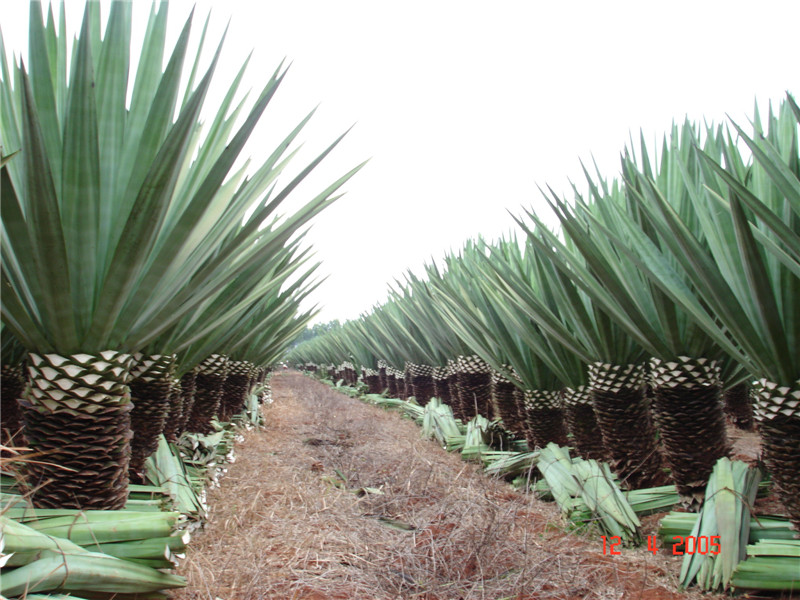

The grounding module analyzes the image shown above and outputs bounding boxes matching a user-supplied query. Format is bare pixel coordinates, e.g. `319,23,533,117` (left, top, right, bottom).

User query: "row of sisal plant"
289,95,800,533
0,1,364,510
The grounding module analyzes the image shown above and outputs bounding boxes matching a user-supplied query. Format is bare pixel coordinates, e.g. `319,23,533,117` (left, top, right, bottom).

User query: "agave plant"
484,223,663,489
613,95,800,527
126,352,177,481
216,274,321,422
467,237,613,461
286,318,358,377
514,122,759,503
366,300,432,400
420,242,558,441
332,320,381,392
386,277,464,404
149,239,319,436
0,2,362,508
341,301,431,400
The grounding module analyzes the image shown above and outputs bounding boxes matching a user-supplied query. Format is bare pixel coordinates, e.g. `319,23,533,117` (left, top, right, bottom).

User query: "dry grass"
174,373,725,600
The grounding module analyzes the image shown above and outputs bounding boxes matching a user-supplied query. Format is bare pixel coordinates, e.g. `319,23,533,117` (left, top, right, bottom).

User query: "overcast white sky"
3,1,798,324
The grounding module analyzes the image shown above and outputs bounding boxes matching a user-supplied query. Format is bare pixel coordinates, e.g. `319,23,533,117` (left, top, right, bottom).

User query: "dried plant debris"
173,373,722,600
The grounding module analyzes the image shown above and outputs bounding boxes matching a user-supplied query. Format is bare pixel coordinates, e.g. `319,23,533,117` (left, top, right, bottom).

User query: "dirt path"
174,373,723,600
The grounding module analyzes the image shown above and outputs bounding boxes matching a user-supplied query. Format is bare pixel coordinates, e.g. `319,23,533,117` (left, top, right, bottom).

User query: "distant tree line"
291,320,342,346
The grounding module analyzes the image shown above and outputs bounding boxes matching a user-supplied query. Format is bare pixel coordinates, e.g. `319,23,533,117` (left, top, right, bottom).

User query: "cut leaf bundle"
677,458,761,591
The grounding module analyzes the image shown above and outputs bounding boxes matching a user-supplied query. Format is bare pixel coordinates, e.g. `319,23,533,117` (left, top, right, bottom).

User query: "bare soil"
174,373,756,600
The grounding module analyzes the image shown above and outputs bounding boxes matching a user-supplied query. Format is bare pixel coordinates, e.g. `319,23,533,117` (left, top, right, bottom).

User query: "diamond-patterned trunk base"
753,379,800,531
723,382,754,431
363,368,382,394
445,360,466,420
396,370,408,400
378,362,388,391
219,360,255,422
402,365,413,400
1,364,26,445
457,372,493,420
128,354,176,482
412,374,434,402
447,375,466,420
162,378,183,443
491,371,526,436
20,351,134,509
589,362,665,490
397,378,409,400
520,390,569,449
650,357,730,507
387,372,398,398
336,362,356,386
432,366,451,403
20,399,133,509
185,355,229,434
455,356,493,420
408,363,435,403
174,370,198,438
563,386,607,461
219,374,252,422
512,388,529,439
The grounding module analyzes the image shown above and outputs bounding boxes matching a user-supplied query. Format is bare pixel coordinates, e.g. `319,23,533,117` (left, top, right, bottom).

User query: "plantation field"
2,3,798,596
175,372,741,600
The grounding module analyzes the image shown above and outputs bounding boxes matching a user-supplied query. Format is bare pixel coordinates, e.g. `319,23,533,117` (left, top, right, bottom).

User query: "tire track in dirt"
175,373,723,600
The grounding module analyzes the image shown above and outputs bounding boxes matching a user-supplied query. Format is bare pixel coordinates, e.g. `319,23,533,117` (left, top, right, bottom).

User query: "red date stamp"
671,535,721,555
601,535,624,555
601,535,722,556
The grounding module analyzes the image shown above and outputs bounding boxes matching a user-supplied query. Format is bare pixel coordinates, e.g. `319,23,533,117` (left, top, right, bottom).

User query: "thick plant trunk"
446,359,466,420
186,355,229,434
650,357,730,508
162,377,184,443
219,360,255,422
723,382,755,431
20,351,134,509
128,354,177,482
432,366,451,403
396,375,408,400
342,362,357,386
402,365,413,400
377,360,388,392
363,368,382,394
1,364,26,445
387,370,398,398
589,362,665,490
520,389,569,449
396,369,408,400
562,385,607,461
408,362,435,403
175,369,198,437
455,355,493,420
512,388,530,442
753,379,800,532
491,370,527,437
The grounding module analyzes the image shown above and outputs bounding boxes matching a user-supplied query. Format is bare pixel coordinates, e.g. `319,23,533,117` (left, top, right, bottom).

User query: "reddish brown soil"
174,374,760,600
728,421,761,464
